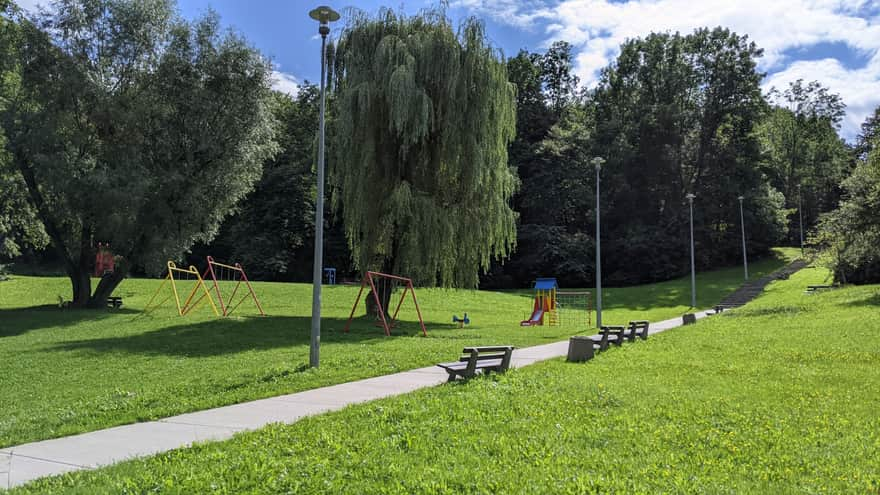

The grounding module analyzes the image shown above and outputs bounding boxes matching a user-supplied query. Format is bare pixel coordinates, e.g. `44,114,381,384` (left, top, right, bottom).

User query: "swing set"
202,256,265,317
144,257,264,317
344,271,427,337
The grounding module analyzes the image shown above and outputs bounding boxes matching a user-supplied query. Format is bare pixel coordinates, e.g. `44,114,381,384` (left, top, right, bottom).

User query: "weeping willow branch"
330,8,518,288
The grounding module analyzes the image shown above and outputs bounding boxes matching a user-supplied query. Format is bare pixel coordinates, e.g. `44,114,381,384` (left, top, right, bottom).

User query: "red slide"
520,307,544,326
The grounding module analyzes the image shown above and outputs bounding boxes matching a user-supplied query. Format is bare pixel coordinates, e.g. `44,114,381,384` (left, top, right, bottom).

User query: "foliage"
0,1,47,259
855,105,880,161
816,135,880,284
0,0,277,307
758,79,851,243
330,8,517,288
0,252,792,447
483,43,585,288
204,87,320,280
540,41,580,116
13,265,880,494
589,28,784,284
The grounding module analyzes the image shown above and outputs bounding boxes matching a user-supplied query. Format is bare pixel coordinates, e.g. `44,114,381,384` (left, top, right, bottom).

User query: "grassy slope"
0,252,793,447
12,263,879,494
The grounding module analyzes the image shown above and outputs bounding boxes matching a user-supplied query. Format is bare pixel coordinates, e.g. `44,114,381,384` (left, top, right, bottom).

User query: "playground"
0,254,793,450
4,262,878,493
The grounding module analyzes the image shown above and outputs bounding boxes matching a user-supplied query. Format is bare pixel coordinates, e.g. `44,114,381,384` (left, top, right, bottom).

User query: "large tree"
757,79,850,244
330,9,517,289
0,1,47,259
1,0,277,307
816,140,880,284
590,28,786,284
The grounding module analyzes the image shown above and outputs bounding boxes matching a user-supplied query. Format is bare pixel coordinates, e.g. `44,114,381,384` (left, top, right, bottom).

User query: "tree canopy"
757,79,850,244
330,8,517,288
1,0,277,306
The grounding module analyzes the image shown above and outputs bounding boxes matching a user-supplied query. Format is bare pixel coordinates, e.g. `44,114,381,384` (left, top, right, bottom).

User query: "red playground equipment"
94,243,115,277
344,271,427,337
521,278,559,326
201,256,265,316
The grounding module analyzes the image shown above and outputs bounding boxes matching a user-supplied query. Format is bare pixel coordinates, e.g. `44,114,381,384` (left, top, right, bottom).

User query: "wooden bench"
598,326,626,347
806,284,838,293
437,346,514,381
628,320,649,340
107,296,123,309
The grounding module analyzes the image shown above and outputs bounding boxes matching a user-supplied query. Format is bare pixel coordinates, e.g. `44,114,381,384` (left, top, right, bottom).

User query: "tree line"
1,1,877,307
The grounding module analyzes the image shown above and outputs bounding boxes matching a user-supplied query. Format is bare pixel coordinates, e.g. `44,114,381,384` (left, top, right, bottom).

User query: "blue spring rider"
452,313,470,328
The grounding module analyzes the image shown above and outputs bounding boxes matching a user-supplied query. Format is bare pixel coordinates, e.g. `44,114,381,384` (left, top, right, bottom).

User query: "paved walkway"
1,310,713,489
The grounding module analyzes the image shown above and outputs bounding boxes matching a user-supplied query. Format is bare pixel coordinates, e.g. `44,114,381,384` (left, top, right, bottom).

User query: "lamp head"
686,193,696,202
309,6,340,36
591,157,605,170
737,195,744,201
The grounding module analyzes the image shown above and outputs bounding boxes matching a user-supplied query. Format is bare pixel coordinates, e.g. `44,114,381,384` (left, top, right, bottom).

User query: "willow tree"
331,9,517,289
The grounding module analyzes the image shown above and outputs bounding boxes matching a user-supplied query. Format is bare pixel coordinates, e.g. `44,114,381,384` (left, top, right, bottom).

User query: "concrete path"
1,310,713,489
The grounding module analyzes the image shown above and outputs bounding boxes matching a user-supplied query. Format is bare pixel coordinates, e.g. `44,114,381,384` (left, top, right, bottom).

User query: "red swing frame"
201,256,266,317
343,271,427,337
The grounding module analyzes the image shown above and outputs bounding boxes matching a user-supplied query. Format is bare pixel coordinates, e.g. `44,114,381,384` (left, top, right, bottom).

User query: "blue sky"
18,0,880,141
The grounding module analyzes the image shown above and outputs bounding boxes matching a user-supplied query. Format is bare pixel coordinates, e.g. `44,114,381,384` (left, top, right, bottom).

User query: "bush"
816,146,880,284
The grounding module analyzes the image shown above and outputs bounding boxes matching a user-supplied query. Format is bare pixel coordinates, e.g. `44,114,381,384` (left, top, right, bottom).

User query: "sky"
15,0,880,142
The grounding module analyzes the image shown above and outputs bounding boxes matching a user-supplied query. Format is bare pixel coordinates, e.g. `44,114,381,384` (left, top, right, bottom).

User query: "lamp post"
738,196,748,280
592,157,605,328
686,193,696,308
798,184,804,257
308,5,339,369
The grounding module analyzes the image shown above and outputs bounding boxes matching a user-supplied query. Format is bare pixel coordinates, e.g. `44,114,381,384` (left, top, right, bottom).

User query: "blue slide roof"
534,278,558,290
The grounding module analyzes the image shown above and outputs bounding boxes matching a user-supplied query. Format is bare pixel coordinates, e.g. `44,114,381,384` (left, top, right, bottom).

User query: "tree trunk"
87,270,126,309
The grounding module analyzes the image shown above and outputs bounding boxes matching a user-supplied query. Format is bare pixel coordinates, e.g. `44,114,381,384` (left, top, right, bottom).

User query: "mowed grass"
0,251,794,448
12,263,879,494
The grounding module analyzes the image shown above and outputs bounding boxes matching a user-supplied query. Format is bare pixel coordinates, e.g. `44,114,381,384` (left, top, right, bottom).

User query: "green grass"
0,250,795,448
11,261,879,494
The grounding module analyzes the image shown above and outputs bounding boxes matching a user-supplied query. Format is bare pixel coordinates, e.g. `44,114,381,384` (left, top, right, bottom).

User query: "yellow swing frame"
144,261,219,316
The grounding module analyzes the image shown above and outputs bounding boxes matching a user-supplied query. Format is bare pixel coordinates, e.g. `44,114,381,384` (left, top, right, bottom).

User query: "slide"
520,307,544,326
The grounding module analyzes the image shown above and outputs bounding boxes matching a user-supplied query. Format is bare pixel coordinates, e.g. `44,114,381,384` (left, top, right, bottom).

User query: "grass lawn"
11,262,879,494
0,251,795,448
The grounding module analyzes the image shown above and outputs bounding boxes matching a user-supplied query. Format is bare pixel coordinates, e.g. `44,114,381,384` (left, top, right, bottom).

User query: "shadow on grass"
843,292,880,308
0,306,140,338
45,314,469,357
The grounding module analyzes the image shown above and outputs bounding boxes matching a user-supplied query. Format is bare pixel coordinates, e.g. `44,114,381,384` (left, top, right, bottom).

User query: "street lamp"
309,5,340,369
738,196,748,280
686,193,696,308
592,156,605,328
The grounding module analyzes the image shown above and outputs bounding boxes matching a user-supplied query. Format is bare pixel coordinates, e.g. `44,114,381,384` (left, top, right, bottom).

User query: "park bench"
598,326,626,347
107,296,123,309
805,284,838,293
628,320,649,340
437,346,514,381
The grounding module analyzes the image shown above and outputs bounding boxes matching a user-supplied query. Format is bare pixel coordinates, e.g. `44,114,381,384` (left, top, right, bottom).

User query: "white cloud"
452,0,554,29
763,56,880,140
271,70,299,97
457,0,880,141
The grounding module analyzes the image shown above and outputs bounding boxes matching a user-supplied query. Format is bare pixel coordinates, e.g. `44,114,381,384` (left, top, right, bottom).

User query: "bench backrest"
459,346,514,374
628,320,649,336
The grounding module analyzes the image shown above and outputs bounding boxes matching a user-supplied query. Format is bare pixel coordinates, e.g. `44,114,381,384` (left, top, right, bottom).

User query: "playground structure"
144,258,264,317
144,261,219,316
557,291,592,327
202,256,265,316
452,313,470,328
521,278,558,326
344,271,427,337
93,243,115,277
